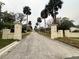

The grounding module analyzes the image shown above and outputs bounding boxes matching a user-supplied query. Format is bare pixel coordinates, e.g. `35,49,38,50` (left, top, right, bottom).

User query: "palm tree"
41,9,48,29
37,17,42,23
37,17,42,28
23,6,31,23
36,22,38,26
45,0,63,24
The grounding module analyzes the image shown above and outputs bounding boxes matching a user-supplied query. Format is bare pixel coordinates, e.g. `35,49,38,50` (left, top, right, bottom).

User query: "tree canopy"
23,6,31,23
45,0,63,24
41,9,48,19
37,17,42,23
23,6,31,15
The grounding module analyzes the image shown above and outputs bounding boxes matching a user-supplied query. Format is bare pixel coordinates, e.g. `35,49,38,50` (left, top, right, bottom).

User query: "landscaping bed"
55,37,79,48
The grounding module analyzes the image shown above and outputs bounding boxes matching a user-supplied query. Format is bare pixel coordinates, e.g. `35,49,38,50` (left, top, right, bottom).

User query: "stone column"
14,23,22,40
2,29,10,39
51,25,58,39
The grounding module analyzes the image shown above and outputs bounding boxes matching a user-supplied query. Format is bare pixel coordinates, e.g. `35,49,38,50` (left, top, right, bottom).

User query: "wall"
65,30,79,37
2,29,14,39
2,23,22,40
51,25,79,39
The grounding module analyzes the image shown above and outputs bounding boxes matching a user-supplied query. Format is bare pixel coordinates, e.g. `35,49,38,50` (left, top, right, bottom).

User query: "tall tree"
41,9,48,29
45,0,63,24
2,11,15,29
23,6,31,23
58,17,74,37
2,11,15,23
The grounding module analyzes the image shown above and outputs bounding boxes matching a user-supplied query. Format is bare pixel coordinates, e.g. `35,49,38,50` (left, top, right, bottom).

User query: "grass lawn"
55,37,79,48
0,33,18,49
0,39,17,49
0,32,30,49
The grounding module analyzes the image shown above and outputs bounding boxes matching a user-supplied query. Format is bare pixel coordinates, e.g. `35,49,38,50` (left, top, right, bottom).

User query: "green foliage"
55,37,79,48
37,17,42,23
28,21,32,26
0,1,5,18
34,26,37,31
22,24,27,33
23,6,31,23
0,11,15,30
57,17,74,37
0,2,15,30
58,17,74,30
0,39,16,49
0,19,4,30
36,22,38,26
23,6,31,15
45,0,63,24
2,11,15,23
41,9,48,19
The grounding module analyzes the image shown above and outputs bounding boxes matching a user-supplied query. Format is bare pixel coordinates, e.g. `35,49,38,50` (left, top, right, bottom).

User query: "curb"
0,41,20,56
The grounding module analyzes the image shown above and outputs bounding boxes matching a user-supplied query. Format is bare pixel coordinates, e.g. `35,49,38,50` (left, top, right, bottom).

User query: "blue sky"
1,0,79,26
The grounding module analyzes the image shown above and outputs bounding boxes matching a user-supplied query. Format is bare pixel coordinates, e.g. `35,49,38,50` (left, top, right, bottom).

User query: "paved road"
0,32,79,59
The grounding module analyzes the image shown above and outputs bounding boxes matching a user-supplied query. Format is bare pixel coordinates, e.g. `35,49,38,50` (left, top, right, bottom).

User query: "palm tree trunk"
54,13,56,24
53,10,57,24
26,15,28,31
44,19,46,32
27,15,28,23
38,23,40,32
52,6,56,24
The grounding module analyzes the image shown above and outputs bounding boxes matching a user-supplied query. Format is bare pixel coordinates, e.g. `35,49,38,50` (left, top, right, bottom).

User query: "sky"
1,0,79,27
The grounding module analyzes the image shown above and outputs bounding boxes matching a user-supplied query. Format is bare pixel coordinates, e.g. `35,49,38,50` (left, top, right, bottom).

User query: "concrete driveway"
0,32,79,59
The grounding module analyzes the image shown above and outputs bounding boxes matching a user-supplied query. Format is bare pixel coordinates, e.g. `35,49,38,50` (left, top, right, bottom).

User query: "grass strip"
55,37,79,48
0,39,17,49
